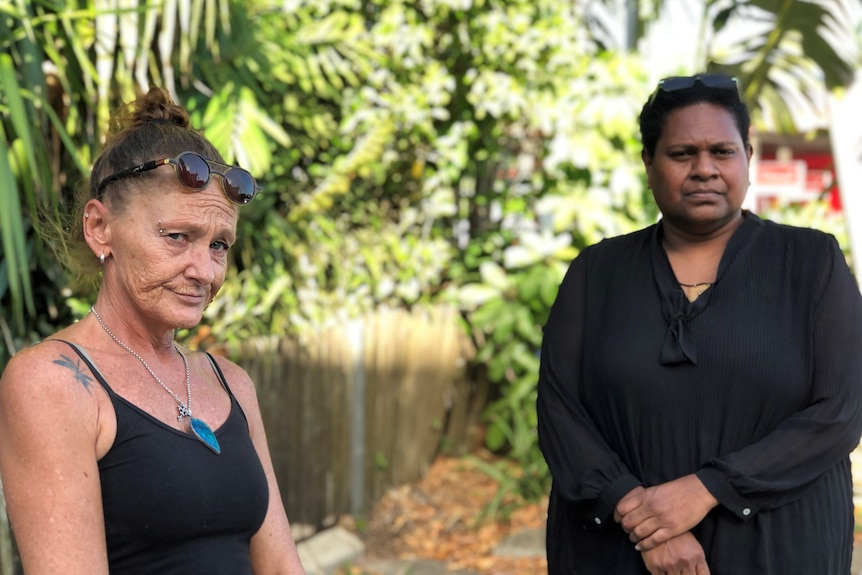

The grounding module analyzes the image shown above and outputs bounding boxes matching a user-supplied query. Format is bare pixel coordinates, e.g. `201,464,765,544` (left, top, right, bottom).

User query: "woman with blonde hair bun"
0,87,306,575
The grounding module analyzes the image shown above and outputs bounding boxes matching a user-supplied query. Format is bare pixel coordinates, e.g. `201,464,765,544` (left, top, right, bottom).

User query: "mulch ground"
336,451,549,575
336,451,862,574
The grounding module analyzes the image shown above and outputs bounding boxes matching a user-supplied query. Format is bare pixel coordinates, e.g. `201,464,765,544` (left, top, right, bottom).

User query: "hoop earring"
99,252,106,265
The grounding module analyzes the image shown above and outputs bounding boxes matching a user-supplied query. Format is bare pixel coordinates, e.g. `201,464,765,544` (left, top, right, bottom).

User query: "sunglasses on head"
96,151,261,205
648,74,739,105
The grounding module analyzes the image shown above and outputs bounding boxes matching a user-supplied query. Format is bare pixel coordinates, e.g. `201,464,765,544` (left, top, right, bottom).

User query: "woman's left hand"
615,474,718,551
640,531,710,575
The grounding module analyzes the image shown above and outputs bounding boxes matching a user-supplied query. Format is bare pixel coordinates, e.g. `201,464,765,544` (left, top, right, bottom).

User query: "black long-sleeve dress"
537,212,862,574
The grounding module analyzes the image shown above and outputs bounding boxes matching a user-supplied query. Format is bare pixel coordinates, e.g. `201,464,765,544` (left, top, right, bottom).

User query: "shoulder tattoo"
53,354,94,395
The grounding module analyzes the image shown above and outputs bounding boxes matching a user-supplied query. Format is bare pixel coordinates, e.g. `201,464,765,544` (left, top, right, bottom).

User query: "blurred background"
1,0,861,572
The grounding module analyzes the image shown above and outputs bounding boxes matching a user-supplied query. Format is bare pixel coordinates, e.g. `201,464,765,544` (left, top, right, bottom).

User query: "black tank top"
61,342,269,574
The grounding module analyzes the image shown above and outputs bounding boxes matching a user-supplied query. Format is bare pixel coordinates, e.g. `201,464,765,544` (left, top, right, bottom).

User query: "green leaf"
0,127,31,331
485,420,508,452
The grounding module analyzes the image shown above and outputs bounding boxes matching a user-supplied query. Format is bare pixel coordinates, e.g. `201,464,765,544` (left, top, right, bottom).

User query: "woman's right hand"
616,474,717,550
640,531,710,575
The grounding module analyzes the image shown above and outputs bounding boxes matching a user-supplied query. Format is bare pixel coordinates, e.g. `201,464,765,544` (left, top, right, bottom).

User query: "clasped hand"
613,474,718,551
640,532,711,575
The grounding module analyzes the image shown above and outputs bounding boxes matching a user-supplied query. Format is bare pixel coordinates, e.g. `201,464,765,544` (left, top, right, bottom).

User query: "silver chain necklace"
90,306,192,422
89,306,222,454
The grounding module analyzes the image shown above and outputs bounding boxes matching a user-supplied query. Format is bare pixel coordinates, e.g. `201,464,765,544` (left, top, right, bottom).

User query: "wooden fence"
236,306,490,530
0,306,490,573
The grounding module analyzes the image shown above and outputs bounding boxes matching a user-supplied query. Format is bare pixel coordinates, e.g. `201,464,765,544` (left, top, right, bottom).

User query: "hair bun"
135,87,190,128
109,86,190,133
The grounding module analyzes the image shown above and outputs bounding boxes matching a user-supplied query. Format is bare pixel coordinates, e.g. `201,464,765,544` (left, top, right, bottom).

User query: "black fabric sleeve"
696,238,862,520
537,251,642,526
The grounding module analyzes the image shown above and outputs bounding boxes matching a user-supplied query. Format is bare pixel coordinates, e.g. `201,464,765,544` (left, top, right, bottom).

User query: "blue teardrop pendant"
190,417,221,455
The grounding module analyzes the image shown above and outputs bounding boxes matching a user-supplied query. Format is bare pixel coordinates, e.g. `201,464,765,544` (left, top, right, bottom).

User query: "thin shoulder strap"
51,339,117,395
204,352,234,397
203,352,253,427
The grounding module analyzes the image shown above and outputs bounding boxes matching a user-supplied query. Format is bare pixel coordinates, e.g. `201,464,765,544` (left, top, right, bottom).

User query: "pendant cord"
90,306,192,423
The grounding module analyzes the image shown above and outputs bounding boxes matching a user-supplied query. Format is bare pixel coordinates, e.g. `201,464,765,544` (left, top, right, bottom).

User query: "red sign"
756,161,806,189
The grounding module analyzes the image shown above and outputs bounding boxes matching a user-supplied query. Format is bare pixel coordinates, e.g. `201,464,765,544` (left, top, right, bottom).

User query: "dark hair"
50,87,223,287
639,76,751,158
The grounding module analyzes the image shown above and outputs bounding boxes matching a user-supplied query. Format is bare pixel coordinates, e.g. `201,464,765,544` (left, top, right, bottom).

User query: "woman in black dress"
537,74,862,574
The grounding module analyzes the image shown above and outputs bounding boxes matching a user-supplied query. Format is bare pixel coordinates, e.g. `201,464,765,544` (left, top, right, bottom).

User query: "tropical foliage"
1,0,860,509
709,0,860,132
0,0,281,362
590,0,862,133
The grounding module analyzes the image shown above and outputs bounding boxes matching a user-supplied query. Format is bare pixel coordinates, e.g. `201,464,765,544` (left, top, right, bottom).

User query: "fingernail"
635,545,641,551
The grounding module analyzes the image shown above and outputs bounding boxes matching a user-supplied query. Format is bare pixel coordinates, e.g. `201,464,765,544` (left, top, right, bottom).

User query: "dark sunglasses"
96,151,261,205
648,74,739,105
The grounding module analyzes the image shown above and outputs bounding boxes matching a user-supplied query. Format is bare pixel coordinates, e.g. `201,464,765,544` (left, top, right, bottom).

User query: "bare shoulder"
0,340,103,444
205,352,259,406
0,338,103,483
0,339,109,575
1,339,98,400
